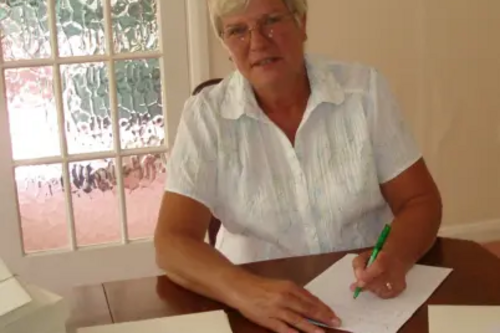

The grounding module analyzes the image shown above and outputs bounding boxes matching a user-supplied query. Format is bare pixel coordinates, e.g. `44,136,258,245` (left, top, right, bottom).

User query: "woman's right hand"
230,275,341,333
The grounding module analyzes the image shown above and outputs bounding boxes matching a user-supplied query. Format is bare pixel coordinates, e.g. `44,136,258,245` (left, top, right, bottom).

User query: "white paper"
0,259,11,282
76,310,233,333
0,278,32,318
1,283,69,333
428,305,500,333
305,254,452,333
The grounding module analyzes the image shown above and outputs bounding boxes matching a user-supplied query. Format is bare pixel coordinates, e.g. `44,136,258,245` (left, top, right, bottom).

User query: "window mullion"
103,0,129,245
48,0,77,250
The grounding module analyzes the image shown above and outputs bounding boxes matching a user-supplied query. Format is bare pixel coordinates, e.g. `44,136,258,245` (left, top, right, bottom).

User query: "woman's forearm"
383,193,442,268
154,234,256,308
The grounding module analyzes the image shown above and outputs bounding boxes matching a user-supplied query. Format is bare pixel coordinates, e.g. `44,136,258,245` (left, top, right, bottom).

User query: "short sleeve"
164,96,218,211
368,69,422,183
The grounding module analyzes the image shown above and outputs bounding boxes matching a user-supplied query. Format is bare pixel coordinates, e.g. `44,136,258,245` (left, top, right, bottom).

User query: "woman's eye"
264,16,281,25
228,26,246,36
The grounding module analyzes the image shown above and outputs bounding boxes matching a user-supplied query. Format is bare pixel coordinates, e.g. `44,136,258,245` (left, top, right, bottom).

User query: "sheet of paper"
0,278,33,317
77,310,233,333
428,305,500,333
305,254,452,333
0,258,12,282
1,283,69,333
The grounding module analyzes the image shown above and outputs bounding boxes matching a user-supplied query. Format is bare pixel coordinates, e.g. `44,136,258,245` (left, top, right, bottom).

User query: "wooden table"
73,238,500,332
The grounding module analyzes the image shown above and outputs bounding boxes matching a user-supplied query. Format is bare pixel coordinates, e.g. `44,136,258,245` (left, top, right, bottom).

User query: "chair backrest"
192,78,223,247
192,78,223,95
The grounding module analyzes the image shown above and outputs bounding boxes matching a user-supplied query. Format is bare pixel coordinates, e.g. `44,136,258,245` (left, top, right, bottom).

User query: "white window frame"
0,0,210,292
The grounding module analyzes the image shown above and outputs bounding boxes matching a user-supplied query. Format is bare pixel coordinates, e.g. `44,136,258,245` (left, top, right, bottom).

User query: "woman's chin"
250,70,287,88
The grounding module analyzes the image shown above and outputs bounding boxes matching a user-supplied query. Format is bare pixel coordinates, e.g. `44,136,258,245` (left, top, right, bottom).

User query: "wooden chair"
192,78,223,247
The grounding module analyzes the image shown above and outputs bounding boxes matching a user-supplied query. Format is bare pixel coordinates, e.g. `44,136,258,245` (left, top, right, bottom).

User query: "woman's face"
220,0,307,89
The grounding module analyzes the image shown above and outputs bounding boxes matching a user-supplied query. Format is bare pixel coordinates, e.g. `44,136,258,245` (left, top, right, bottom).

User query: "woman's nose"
249,27,273,51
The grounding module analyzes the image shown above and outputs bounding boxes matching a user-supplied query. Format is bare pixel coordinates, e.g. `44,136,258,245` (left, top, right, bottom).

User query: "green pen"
353,224,392,299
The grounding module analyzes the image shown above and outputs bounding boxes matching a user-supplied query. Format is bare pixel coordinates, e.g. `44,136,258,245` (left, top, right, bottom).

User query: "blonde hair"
208,0,308,37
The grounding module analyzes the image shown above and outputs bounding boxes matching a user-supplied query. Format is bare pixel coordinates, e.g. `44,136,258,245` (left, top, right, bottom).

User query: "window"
0,0,195,257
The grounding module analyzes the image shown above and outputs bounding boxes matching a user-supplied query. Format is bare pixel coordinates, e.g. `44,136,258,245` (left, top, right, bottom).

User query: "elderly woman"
154,0,442,332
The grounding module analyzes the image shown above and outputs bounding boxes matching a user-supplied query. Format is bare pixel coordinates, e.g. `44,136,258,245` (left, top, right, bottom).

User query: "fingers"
265,318,300,333
267,282,340,332
291,287,339,323
352,252,371,287
352,251,371,271
373,283,395,299
277,309,326,333
352,252,386,288
358,260,386,286
285,294,340,329
351,251,409,299
239,279,342,333
349,272,406,299
368,276,406,299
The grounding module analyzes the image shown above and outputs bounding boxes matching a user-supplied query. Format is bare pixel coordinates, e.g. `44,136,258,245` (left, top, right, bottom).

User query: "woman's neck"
254,71,311,117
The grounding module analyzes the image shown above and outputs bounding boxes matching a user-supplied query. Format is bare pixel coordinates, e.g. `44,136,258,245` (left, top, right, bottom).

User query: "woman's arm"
154,192,253,305
363,68,442,269
351,158,442,298
154,192,340,333
380,157,442,266
352,69,443,298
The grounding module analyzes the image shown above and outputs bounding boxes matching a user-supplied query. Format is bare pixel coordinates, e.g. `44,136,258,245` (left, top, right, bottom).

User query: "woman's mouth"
252,57,281,67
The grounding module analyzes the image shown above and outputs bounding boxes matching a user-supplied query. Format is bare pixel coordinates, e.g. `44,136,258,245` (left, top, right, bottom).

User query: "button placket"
293,142,321,254
269,120,321,255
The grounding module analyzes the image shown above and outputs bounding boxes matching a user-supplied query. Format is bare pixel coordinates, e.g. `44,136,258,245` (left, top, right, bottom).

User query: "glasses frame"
220,11,298,46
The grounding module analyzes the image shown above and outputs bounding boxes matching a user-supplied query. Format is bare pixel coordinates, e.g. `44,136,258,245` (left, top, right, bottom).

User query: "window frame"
0,0,210,292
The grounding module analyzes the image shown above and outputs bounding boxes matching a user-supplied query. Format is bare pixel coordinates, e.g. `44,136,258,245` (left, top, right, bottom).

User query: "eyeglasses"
221,12,296,46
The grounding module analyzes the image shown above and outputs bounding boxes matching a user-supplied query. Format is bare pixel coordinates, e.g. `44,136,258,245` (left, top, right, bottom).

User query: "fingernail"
331,318,341,327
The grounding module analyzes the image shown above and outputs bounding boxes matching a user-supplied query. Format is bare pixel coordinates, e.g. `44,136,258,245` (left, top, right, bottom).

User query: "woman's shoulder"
306,54,383,92
185,71,253,122
187,73,237,108
192,71,241,98
179,73,240,130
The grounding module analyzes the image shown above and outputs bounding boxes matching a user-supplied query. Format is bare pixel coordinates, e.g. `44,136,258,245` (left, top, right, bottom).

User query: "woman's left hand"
349,250,412,299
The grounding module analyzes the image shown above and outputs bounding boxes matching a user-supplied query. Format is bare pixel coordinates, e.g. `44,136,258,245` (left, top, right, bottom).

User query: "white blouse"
165,54,421,264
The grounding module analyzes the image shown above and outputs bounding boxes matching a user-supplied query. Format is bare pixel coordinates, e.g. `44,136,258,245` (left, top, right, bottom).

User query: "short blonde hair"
208,0,308,37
